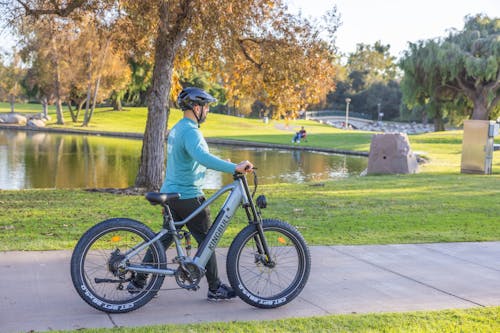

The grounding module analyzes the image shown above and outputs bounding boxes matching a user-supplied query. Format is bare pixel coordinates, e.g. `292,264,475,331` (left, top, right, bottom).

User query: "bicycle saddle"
145,192,181,205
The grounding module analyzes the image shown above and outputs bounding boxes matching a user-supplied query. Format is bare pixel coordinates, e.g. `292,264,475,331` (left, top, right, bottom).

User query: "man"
129,87,253,301
292,126,307,143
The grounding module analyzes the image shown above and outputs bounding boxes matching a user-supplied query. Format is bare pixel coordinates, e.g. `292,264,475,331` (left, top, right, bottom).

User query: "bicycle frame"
121,173,270,277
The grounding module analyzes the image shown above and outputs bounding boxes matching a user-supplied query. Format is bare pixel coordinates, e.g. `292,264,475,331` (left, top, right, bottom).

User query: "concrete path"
1,242,500,332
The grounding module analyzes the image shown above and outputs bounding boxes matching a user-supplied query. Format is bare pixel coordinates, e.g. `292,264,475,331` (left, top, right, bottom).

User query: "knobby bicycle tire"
70,218,167,313
226,219,311,308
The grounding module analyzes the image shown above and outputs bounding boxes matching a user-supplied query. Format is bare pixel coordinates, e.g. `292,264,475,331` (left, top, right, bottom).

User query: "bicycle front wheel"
70,218,166,313
227,219,311,309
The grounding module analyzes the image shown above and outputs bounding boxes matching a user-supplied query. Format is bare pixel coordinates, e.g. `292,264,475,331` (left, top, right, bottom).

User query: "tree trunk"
50,26,65,125
82,80,92,126
112,91,123,111
433,117,445,131
115,97,122,111
55,98,64,124
9,94,15,113
41,98,48,118
134,40,174,191
433,109,444,131
78,99,85,117
83,40,109,126
471,92,489,120
67,99,77,122
134,0,193,191
422,111,428,125
82,52,92,127
87,76,101,123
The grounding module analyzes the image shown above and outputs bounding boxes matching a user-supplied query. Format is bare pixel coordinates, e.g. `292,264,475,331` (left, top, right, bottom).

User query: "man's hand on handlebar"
235,160,254,173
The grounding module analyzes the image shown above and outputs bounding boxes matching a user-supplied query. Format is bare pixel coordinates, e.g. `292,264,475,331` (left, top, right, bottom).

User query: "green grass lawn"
56,306,500,333
1,103,499,332
1,173,499,251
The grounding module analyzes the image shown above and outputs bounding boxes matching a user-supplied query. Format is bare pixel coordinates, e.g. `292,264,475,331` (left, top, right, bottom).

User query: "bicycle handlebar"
233,167,258,199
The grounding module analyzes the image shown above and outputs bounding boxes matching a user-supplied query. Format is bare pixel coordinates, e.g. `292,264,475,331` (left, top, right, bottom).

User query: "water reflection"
0,130,367,190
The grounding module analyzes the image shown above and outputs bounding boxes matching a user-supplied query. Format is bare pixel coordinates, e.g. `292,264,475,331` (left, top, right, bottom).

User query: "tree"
80,26,131,124
400,14,500,126
14,7,131,123
16,14,79,124
351,81,402,120
124,57,153,106
347,41,398,93
112,0,340,189
4,0,341,190
400,39,450,130
0,51,25,112
327,42,401,118
217,7,340,119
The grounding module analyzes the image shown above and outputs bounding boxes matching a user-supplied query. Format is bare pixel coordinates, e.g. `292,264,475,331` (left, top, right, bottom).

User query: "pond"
0,130,367,190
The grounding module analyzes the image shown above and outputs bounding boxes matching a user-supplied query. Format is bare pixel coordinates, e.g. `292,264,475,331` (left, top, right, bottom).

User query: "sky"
1,0,498,58
288,0,500,58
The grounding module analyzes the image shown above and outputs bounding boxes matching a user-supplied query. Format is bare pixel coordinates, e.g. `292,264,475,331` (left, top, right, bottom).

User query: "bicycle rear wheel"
227,219,311,308
70,218,166,313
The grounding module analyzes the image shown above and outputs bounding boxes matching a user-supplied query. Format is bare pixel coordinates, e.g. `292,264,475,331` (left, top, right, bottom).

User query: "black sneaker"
127,277,146,294
126,280,144,294
207,283,236,301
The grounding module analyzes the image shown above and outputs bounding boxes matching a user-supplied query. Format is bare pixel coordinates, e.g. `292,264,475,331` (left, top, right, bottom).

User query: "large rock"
28,113,51,121
27,118,46,128
0,113,27,125
367,133,418,174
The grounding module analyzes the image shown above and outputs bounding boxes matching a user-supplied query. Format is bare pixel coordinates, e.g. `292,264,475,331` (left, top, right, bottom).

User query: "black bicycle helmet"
177,87,217,111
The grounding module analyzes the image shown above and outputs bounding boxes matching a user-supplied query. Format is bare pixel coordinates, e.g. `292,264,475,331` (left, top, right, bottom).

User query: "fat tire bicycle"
70,171,311,313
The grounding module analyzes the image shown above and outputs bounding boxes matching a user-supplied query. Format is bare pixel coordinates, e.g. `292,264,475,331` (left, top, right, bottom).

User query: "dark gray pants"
142,196,220,291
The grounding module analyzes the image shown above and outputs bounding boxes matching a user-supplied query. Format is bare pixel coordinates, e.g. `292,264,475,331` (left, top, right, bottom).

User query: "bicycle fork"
253,223,275,267
240,180,274,266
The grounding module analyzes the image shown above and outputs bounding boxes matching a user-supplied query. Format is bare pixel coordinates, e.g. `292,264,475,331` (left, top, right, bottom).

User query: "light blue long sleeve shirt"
160,118,236,198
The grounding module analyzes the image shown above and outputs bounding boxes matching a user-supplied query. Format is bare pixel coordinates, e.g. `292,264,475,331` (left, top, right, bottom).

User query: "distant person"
292,126,307,143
